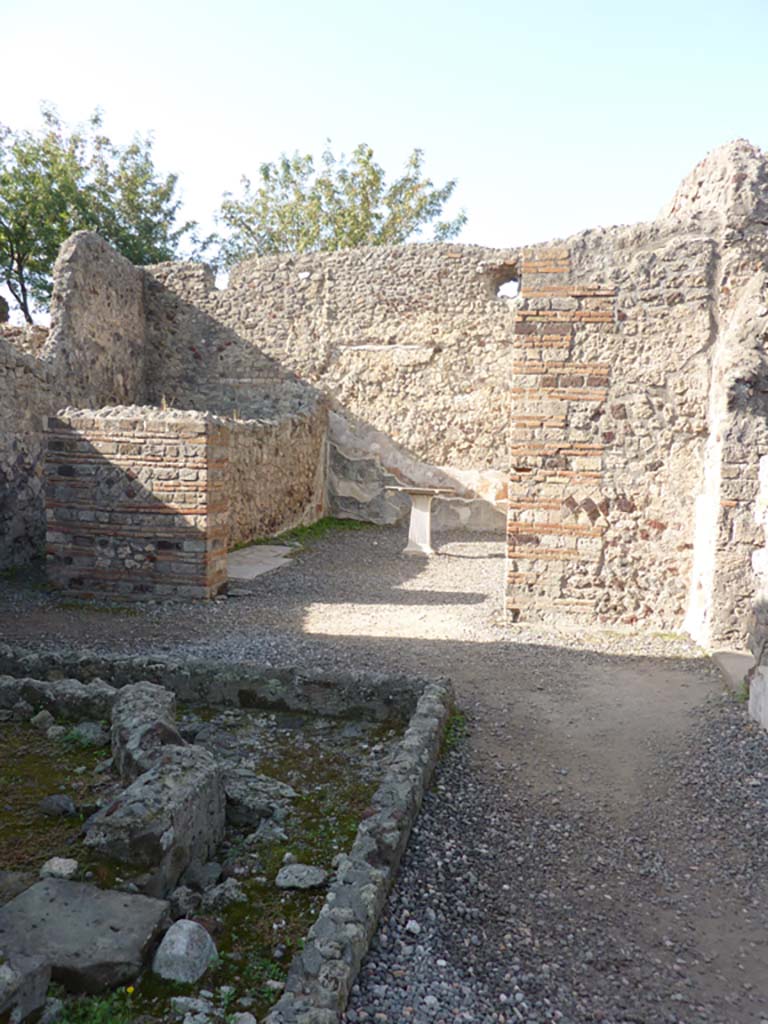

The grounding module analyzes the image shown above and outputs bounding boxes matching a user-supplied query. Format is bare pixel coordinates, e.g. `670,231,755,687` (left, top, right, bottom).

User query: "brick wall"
45,408,229,599
507,249,619,623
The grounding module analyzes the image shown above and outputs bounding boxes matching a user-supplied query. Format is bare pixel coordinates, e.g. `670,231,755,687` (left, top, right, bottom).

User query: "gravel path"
2,526,768,1023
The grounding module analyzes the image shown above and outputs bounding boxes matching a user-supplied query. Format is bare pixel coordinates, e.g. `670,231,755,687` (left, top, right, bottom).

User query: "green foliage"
236,515,373,551
56,988,135,1024
218,142,467,267
443,708,467,752
0,106,201,322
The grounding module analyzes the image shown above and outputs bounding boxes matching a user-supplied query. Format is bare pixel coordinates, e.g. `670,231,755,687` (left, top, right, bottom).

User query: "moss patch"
0,723,105,871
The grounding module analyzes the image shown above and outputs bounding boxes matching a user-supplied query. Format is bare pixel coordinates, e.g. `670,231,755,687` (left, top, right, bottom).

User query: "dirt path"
2,528,767,1021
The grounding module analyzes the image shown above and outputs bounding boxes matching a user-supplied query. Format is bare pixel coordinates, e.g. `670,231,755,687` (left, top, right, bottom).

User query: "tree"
0,107,198,323
217,143,467,268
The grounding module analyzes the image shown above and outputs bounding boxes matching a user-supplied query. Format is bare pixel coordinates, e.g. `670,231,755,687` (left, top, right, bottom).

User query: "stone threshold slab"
227,544,293,580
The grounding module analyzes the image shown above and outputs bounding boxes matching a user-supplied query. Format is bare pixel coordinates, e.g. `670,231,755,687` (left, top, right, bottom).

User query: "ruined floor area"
2,527,768,1023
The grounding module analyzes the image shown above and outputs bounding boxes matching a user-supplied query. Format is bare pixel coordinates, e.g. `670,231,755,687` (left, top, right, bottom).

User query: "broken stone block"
30,709,55,732
38,794,77,818
180,860,222,892
152,919,217,983
111,681,185,784
169,886,202,920
223,769,297,827
0,677,116,721
39,858,78,881
200,878,247,912
70,721,109,748
0,879,169,993
84,746,225,895
274,863,328,890
0,950,50,1023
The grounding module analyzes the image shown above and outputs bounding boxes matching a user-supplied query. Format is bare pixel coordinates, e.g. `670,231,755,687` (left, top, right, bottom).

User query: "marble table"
385,486,456,556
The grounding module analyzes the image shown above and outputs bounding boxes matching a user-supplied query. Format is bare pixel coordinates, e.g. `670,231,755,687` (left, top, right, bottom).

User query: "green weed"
232,516,373,552
442,708,467,752
57,988,135,1024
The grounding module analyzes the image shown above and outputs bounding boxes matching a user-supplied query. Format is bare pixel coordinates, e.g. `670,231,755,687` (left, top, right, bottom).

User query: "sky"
2,0,767,254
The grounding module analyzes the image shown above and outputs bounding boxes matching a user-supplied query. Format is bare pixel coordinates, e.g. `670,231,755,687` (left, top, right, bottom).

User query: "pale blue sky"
2,0,767,249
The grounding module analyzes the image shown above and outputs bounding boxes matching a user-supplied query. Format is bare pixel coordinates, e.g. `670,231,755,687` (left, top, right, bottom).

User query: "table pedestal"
403,493,435,556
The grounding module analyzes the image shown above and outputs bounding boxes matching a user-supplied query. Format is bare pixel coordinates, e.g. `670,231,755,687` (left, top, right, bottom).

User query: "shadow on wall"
45,410,228,600
142,265,322,421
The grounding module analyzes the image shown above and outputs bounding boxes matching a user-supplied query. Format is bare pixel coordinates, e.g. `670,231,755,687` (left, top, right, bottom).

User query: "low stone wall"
44,408,229,599
227,402,327,547
0,644,453,1022
42,402,329,600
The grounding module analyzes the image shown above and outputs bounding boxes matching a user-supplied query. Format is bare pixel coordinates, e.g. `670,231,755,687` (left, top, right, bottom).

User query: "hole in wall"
497,279,520,300
483,262,520,301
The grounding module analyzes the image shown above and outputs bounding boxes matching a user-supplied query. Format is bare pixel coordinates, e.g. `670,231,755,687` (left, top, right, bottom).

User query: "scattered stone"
11,700,33,722
246,819,288,845
70,721,109,747
0,951,50,1023
83,745,225,895
152,919,218,984
39,858,78,880
0,879,169,992
111,681,185,784
275,863,328,890
180,860,222,892
38,794,77,818
46,726,66,741
230,1014,258,1024
170,995,214,1019
30,709,55,732
0,677,116,722
200,878,247,912
170,885,202,920
39,997,64,1023
223,770,297,827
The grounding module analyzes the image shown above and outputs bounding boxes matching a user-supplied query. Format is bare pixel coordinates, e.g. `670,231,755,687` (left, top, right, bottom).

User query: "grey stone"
170,885,202,920
84,745,225,896
30,709,55,732
170,995,214,1019
200,878,247,912
38,794,77,818
152,919,217,984
0,677,116,721
180,860,222,892
11,700,33,722
230,1014,258,1024
0,879,169,993
0,951,50,1022
39,997,64,1024
275,864,328,890
46,726,66,741
70,721,109,748
223,769,297,827
111,681,185,784
39,858,79,880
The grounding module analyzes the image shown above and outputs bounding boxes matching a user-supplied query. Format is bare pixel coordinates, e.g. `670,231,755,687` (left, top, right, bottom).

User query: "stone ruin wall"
0,234,328,577
2,141,768,664
0,336,52,568
0,234,147,570
141,244,521,527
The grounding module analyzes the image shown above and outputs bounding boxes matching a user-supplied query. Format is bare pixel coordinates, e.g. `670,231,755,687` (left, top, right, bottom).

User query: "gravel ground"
2,525,768,1023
